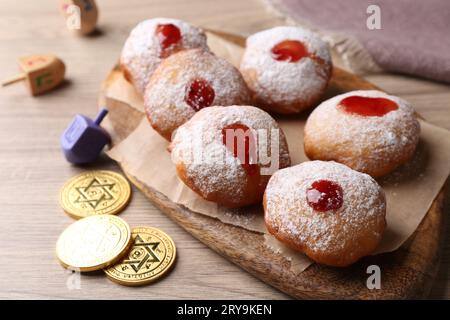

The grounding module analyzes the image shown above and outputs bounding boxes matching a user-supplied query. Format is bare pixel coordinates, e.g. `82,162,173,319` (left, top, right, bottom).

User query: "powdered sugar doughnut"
145,49,251,140
264,161,386,267
170,105,291,208
240,26,332,114
304,90,420,178
120,18,208,95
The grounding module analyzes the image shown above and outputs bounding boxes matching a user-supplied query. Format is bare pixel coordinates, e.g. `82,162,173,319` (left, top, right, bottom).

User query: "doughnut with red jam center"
264,160,386,267
240,26,332,114
144,49,251,141
170,105,291,208
304,90,420,177
120,18,208,95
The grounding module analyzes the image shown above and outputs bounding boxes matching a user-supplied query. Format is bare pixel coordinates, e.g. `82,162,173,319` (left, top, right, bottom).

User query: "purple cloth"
267,0,450,83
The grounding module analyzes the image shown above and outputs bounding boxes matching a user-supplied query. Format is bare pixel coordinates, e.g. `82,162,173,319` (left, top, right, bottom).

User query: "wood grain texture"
0,0,449,299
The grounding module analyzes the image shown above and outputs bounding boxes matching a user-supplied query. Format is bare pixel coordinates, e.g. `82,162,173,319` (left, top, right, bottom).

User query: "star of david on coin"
60,170,131,219
104,227,176,286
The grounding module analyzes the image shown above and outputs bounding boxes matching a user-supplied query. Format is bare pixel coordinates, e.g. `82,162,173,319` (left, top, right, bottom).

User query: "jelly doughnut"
240,26,332,114
264,161,386,267
145,49,251,140
170,105,291,208
304,90,420,177
120,18,208,95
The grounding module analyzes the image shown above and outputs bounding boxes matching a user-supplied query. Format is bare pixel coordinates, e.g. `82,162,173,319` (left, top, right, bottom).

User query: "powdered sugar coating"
304,90,421,177
145,49,251,140
171,105,291,207
120,18,208,95
264,161,386,266
240,26,332,114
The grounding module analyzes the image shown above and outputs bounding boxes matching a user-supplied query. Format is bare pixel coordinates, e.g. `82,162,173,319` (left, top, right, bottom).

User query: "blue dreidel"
61,108,111,164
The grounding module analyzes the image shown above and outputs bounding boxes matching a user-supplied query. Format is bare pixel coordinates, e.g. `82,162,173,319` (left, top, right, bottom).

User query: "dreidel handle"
94,108,108,125
1,73,26,87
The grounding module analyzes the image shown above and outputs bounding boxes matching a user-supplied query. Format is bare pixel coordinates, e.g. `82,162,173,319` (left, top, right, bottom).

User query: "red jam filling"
221,123,259,175
306,180,343,212
184,78,215,111
155,23,181,57
337,96,398,117
271,40,309,63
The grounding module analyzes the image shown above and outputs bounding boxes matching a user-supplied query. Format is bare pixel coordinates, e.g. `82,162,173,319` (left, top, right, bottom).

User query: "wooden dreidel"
2,54,65,96
60,0,98,35
61,108,111,164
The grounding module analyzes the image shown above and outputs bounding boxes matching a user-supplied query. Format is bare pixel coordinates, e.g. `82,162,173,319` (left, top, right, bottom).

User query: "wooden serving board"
98,31,445,299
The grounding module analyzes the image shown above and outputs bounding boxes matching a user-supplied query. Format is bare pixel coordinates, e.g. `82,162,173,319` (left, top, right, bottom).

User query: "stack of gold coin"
59,170,131,219
56,170,177,285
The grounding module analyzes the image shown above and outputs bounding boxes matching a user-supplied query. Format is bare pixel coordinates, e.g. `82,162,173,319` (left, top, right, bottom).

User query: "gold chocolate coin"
60,170,131,219
104,227,176,286
56,215,132,272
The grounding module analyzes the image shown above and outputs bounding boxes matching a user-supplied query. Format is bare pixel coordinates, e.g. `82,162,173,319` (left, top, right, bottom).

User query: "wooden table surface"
0,0,449,299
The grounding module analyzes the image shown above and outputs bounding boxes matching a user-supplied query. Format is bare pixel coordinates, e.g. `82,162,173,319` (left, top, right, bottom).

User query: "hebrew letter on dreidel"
59,0,98,35
1,54,65,96
35,73,53,88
